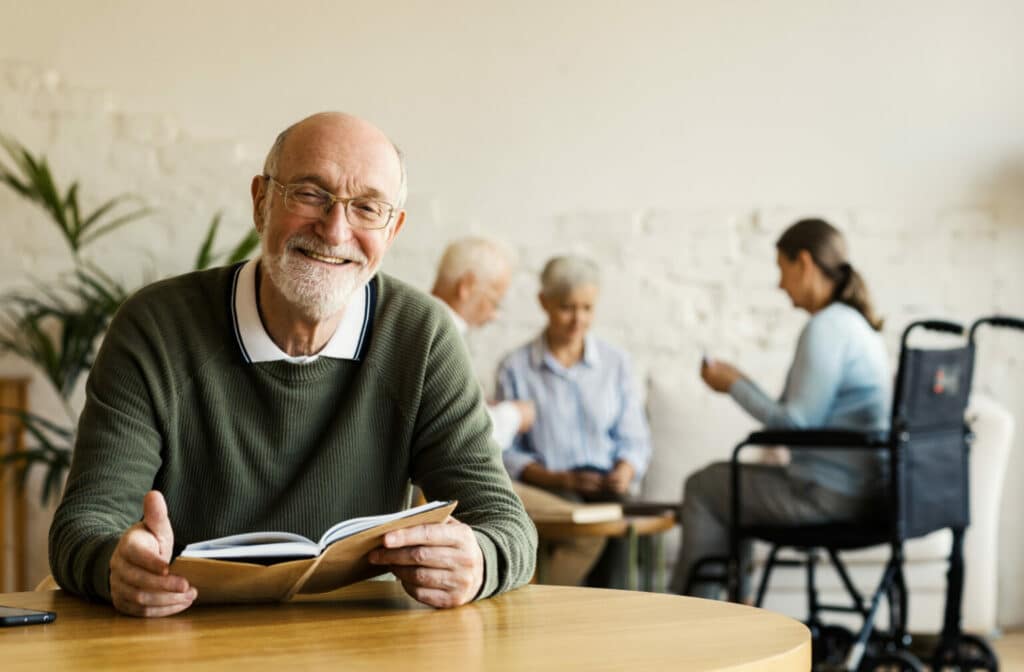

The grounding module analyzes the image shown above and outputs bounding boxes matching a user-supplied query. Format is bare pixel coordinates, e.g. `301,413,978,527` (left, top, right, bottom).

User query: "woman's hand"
604,460,635,495
700,359,744,393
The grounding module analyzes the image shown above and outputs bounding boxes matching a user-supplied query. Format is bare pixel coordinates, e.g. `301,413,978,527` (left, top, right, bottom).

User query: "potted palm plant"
0,135,259,503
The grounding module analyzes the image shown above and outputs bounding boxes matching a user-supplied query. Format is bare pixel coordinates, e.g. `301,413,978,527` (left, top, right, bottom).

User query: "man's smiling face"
254,113,405,322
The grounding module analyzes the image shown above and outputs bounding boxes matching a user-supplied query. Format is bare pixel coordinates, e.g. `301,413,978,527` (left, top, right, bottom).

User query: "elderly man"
430,237,535,449
49,112,536,617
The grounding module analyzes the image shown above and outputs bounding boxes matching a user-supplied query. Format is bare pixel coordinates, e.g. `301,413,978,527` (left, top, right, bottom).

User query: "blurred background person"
431,237,535,449
497,254,651,586
672,218,891,599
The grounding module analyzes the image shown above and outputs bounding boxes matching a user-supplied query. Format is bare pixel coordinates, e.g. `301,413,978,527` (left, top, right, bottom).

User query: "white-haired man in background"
431,237,535,449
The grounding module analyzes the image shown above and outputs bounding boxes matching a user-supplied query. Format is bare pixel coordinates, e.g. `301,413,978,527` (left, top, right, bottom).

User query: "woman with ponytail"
671,219,891,599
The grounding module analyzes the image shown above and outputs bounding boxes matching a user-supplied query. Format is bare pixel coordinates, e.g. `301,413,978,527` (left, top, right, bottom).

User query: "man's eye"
352,200,384,216
295,189,324,200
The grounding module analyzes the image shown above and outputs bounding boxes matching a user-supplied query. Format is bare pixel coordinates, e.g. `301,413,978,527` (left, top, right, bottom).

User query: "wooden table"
533,512,676,591
0,582,810,671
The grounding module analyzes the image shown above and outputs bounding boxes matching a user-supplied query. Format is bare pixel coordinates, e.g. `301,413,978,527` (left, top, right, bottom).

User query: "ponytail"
832,263,883,331
777,219,884,332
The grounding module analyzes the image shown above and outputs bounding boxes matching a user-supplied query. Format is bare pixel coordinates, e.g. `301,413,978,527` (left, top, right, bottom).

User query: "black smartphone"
0,605,57,626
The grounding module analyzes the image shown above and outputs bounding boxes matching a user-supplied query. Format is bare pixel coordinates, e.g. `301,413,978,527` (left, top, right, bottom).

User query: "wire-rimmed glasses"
264,175,396,230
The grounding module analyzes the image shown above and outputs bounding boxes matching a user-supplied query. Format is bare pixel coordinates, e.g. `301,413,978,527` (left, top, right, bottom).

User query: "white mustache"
286,235,368,264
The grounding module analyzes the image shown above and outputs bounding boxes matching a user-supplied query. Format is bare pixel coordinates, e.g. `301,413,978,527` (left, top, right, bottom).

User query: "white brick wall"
2,50,1023,625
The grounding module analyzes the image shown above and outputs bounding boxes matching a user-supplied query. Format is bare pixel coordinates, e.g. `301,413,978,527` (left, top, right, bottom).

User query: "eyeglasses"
264,175,396,230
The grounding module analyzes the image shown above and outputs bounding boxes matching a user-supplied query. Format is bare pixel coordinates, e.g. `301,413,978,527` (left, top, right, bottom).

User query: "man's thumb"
142,490,173,555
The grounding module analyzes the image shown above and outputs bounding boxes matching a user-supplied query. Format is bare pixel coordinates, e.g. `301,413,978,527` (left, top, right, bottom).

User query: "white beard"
261,234,372,322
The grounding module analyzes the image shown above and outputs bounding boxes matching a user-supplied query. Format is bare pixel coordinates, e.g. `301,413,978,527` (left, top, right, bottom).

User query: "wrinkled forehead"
277,119,402,199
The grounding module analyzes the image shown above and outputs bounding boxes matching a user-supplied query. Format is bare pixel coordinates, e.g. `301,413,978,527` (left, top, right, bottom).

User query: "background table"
533,512,676,591
0,581,809,671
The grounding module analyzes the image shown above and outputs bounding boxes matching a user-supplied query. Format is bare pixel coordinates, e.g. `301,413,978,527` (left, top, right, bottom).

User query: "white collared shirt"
230,258,375,364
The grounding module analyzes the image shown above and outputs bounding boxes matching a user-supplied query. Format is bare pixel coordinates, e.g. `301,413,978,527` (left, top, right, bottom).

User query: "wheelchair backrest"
891,342,974,539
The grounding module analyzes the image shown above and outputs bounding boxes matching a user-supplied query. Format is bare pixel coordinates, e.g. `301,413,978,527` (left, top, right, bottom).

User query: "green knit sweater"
49,264,536,602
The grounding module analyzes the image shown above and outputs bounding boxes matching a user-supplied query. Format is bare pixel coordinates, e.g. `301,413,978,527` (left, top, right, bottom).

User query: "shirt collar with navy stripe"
529,331,600,373
230,258,376,364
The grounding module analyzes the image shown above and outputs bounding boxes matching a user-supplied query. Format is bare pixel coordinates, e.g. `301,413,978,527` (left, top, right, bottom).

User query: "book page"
317,500,451,549
180,531,317,559
183,541,320,560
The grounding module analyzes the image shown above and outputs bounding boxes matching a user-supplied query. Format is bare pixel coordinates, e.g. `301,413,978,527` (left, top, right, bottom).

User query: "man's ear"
383,210,406,247
455,272,477,302
251,175,267,233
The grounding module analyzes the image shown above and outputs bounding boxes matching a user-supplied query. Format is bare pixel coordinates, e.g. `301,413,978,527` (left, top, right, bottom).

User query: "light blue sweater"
729,302,891,496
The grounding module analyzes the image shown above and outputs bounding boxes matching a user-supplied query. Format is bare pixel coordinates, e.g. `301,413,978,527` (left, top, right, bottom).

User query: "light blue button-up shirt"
729,302,892,496
496,333,652,484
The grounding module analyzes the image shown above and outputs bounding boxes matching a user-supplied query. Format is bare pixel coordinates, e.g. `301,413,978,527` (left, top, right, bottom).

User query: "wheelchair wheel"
931,633,999,671
858,649,926,672
812,624,855,668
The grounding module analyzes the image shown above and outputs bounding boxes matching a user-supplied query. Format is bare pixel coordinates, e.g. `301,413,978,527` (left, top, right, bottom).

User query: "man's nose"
315,203,355,246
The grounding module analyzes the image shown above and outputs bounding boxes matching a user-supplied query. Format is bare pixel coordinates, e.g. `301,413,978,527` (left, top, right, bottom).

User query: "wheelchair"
685,314,1023,671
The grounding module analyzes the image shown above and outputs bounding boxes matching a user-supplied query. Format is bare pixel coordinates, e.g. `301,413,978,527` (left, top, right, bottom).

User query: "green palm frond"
1,134,262,505
0,268,129,399
0,135,149,253
0,407,73,504
194,211,222,270
194,211,260,270
224,229,260,265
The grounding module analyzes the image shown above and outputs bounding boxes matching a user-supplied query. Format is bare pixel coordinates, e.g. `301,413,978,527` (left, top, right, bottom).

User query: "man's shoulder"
376,273,445,319
116,264,237,332
369,273,457,354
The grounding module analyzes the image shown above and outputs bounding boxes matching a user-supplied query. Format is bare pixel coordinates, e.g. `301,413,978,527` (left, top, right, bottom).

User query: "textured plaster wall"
0,0,1022,624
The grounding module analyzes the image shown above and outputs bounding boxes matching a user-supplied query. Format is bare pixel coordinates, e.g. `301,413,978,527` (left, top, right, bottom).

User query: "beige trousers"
513,482,606,586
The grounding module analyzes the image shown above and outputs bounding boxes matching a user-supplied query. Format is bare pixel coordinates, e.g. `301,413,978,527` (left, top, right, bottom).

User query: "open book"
169,500,456,604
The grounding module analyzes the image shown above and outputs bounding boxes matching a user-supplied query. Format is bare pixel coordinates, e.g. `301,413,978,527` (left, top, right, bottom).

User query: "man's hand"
368,517,484,608
512,400,536,433
604,460,635,495
109,490,196,617
700,359,744,393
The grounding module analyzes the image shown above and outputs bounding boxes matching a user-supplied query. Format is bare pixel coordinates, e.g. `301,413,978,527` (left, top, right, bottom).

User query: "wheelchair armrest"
732,429,888,462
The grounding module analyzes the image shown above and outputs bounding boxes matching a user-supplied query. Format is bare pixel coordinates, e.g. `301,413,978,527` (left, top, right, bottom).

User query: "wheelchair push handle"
901,319,964,348
917,320,964,335
969,314,1024,344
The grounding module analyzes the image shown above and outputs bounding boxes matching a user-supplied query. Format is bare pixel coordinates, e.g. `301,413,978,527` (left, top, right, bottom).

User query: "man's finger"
390,566,457,591
383,523,461,549
401,585,457,609
369,545,455,569
115,559,191,594
142,490,174,560
114,596,196,618
112,585,197,609
118,527,170,576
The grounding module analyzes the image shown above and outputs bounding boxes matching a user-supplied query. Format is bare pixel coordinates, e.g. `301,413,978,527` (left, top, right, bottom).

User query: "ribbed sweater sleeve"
49,280,172,600
382,307,536,597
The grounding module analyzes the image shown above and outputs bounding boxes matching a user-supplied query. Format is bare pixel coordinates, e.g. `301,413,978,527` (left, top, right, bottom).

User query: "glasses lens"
347,198,391,229
285,185,330,218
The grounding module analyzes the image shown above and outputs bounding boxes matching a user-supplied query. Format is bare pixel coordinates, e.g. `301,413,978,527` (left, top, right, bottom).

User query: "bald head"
263,112,407,208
